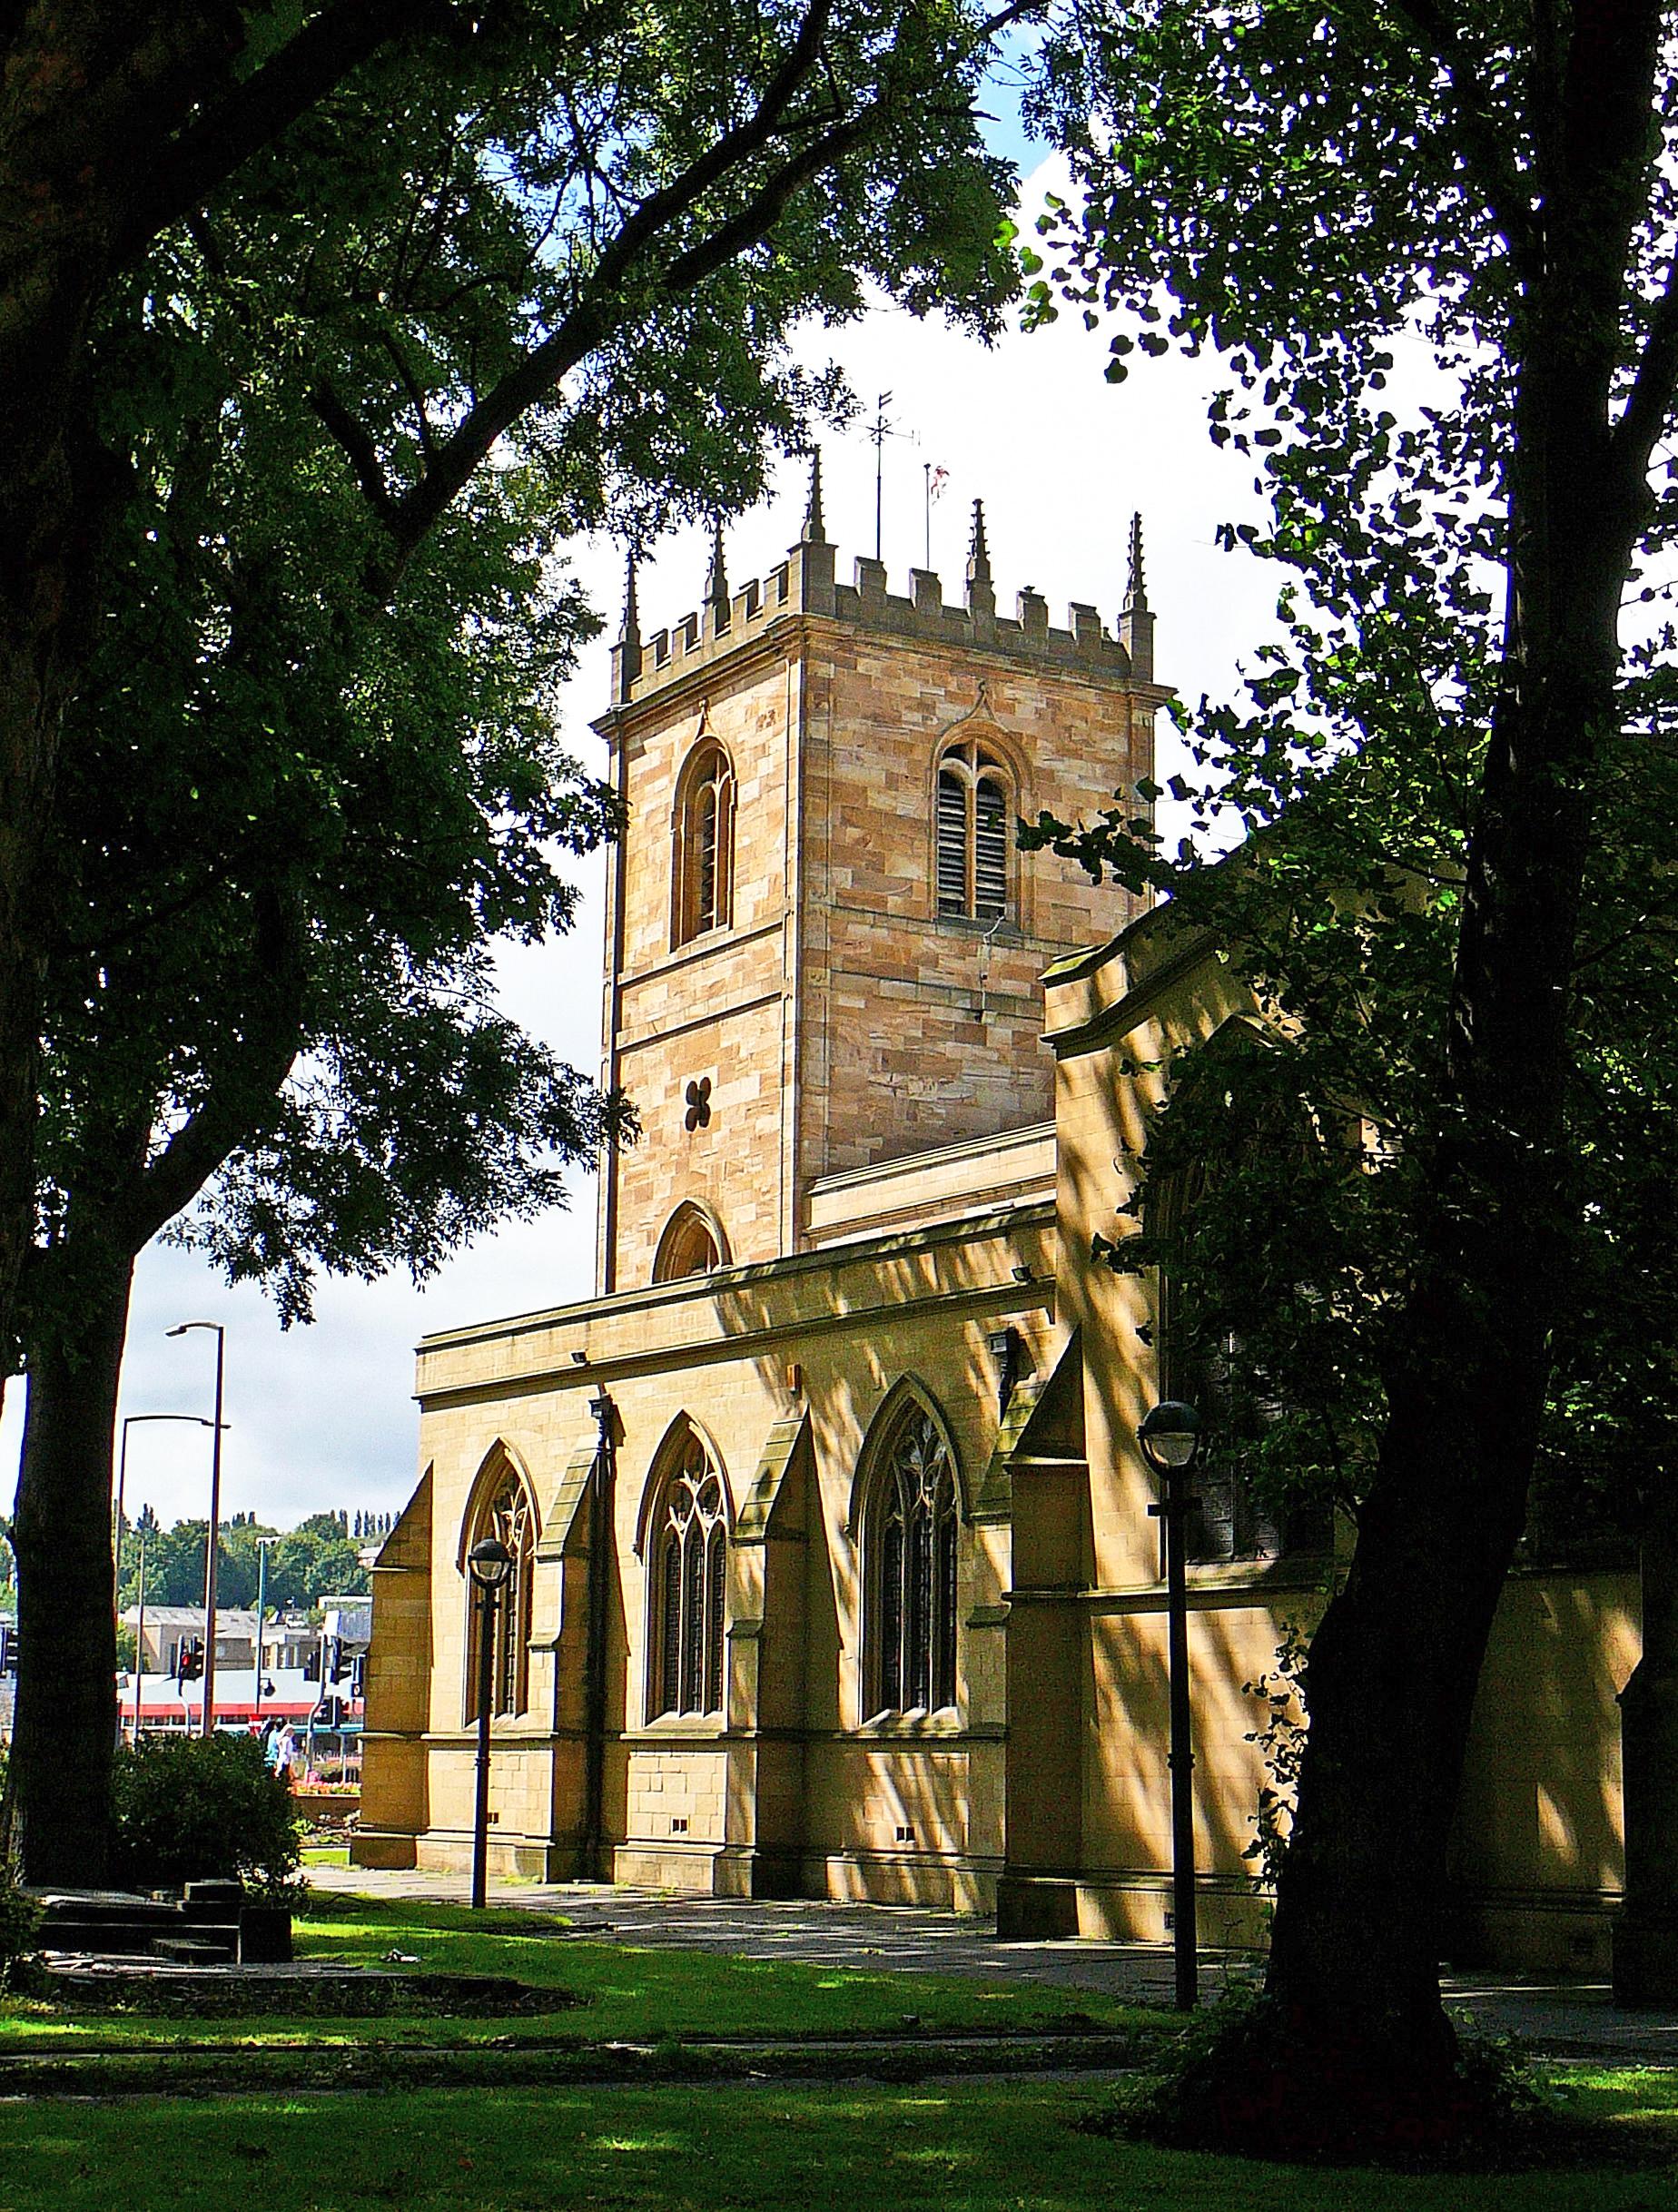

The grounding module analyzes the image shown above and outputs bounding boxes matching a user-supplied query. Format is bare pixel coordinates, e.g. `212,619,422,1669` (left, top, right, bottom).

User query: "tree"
0,0,1029,1397
1031,0,1678,2154
0,1,488,1428
5,0,1028,1884
116,1516,370,1612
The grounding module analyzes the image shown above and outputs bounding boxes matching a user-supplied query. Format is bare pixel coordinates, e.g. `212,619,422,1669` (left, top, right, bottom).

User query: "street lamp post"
467,1537,514,1911
1140,1397,1204,2012
115,1413,217,1743
114,1412,215,1566
252,1536,280,1730
131,1526,148,1743
165,1321,226,1737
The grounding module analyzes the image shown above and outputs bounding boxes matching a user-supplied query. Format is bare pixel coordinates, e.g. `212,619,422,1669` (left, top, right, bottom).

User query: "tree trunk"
1242,93,1653,2138
1244,559,1628,2158
0,646,51,1418
10,1240,133,1887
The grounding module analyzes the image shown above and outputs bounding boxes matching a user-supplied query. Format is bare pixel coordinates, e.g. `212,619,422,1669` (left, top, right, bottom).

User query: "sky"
0,142,1288,1540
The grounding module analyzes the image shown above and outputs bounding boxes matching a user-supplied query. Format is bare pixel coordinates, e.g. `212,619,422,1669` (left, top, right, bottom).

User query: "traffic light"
0,1623,15,1678
302,1644,321,1684
175,1636,204,1684
328,1637,349,1684
350,1654,367,1703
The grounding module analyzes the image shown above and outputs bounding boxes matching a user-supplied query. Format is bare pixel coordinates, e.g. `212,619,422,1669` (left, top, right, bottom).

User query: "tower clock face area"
597,490,1161,1290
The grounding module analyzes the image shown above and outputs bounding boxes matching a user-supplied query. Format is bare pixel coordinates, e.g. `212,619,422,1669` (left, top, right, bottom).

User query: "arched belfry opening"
671,736,735,947
935,736,1014,923
652,1200,727,1283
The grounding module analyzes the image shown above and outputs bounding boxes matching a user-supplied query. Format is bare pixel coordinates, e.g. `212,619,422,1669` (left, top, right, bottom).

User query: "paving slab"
305,1864,1678,2062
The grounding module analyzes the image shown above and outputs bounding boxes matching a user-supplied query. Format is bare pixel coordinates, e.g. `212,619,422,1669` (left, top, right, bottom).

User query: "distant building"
121,1606,318,1678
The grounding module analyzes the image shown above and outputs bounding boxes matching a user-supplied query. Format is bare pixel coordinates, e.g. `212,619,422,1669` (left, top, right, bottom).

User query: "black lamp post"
165,1320,227,1737
114,1412,215,1723
467,1536,514,1910
1139,1397,1204,2012
114,1412,215,1565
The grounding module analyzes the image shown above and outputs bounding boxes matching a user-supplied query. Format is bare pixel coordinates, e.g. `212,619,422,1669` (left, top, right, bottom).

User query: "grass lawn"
0,1892,1165,2052
0,2075,1672,2212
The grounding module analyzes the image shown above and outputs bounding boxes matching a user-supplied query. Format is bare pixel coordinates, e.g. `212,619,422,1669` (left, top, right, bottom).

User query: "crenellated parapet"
608,461,1159,709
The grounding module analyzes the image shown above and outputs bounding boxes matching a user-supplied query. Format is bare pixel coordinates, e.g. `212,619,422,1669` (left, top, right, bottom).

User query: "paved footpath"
309,1865,1678,2066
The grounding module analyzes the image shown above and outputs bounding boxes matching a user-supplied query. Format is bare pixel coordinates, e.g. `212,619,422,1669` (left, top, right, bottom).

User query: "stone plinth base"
996,1875,1081,1940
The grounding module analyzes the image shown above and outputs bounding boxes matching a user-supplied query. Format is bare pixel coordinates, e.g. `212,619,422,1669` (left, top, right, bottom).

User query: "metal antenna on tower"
866,392,917,563
870,393,893,561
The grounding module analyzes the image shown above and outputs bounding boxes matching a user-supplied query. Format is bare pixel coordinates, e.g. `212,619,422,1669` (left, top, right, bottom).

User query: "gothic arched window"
649,1431,729,1719
464,1461,537,1722
935,740,1011,923
652,1201,726,1283
673,740,735,947
1146,1026,1335,1566
866,1405,959,1716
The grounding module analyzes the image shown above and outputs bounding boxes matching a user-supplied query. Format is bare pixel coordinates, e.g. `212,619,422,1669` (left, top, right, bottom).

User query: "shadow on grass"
0,2076,1671,2212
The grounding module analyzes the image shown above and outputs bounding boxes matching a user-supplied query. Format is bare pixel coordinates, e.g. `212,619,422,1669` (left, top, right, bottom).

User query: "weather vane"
866,390,918,563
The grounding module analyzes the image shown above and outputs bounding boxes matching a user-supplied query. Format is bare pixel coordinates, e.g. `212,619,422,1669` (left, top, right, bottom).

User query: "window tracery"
649,1431,728,1719
866,1405,959,1716
464,1464,536,1722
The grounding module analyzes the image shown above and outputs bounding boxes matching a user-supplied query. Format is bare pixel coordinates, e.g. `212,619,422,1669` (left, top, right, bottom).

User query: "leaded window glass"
465,1467,535,1722
650,1435,728,1719
870,1408,958,1715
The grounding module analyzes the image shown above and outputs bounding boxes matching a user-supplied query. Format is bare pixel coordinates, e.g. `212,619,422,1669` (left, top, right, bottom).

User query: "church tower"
595,467,1165,1291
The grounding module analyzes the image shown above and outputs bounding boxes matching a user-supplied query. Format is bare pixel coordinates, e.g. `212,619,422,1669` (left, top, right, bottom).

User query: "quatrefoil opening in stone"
684,1077,713,1131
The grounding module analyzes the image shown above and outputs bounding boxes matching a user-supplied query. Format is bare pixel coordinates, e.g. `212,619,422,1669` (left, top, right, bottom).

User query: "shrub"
0,1858,41,1994
112,1733,301,1892
0,1750,43,1995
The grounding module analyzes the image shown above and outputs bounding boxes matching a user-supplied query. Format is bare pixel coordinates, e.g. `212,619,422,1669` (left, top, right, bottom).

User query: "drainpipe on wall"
581,1390,617,1881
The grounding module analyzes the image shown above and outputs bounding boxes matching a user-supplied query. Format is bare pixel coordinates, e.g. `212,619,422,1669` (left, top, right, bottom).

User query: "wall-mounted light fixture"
985,1325,1026,1418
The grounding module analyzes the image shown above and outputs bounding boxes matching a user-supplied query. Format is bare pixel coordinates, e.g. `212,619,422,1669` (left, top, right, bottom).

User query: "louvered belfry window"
934,741,1011,922
871,1408,959,1715
465,1467,535,1723
651,1433,728,1719
674,741,735,946
936,771,969,912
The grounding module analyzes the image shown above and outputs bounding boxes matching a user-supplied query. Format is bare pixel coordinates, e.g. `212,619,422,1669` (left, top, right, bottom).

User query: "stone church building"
356,479,1636,1970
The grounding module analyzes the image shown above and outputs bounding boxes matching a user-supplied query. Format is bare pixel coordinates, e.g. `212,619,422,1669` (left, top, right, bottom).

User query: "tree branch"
382,0,846,553
311,379,400,525
114,0,460,265
661,106,882,291
1613,245,1678,483
110,890,309,1253
1380,0,1535,264
378,331,437,462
